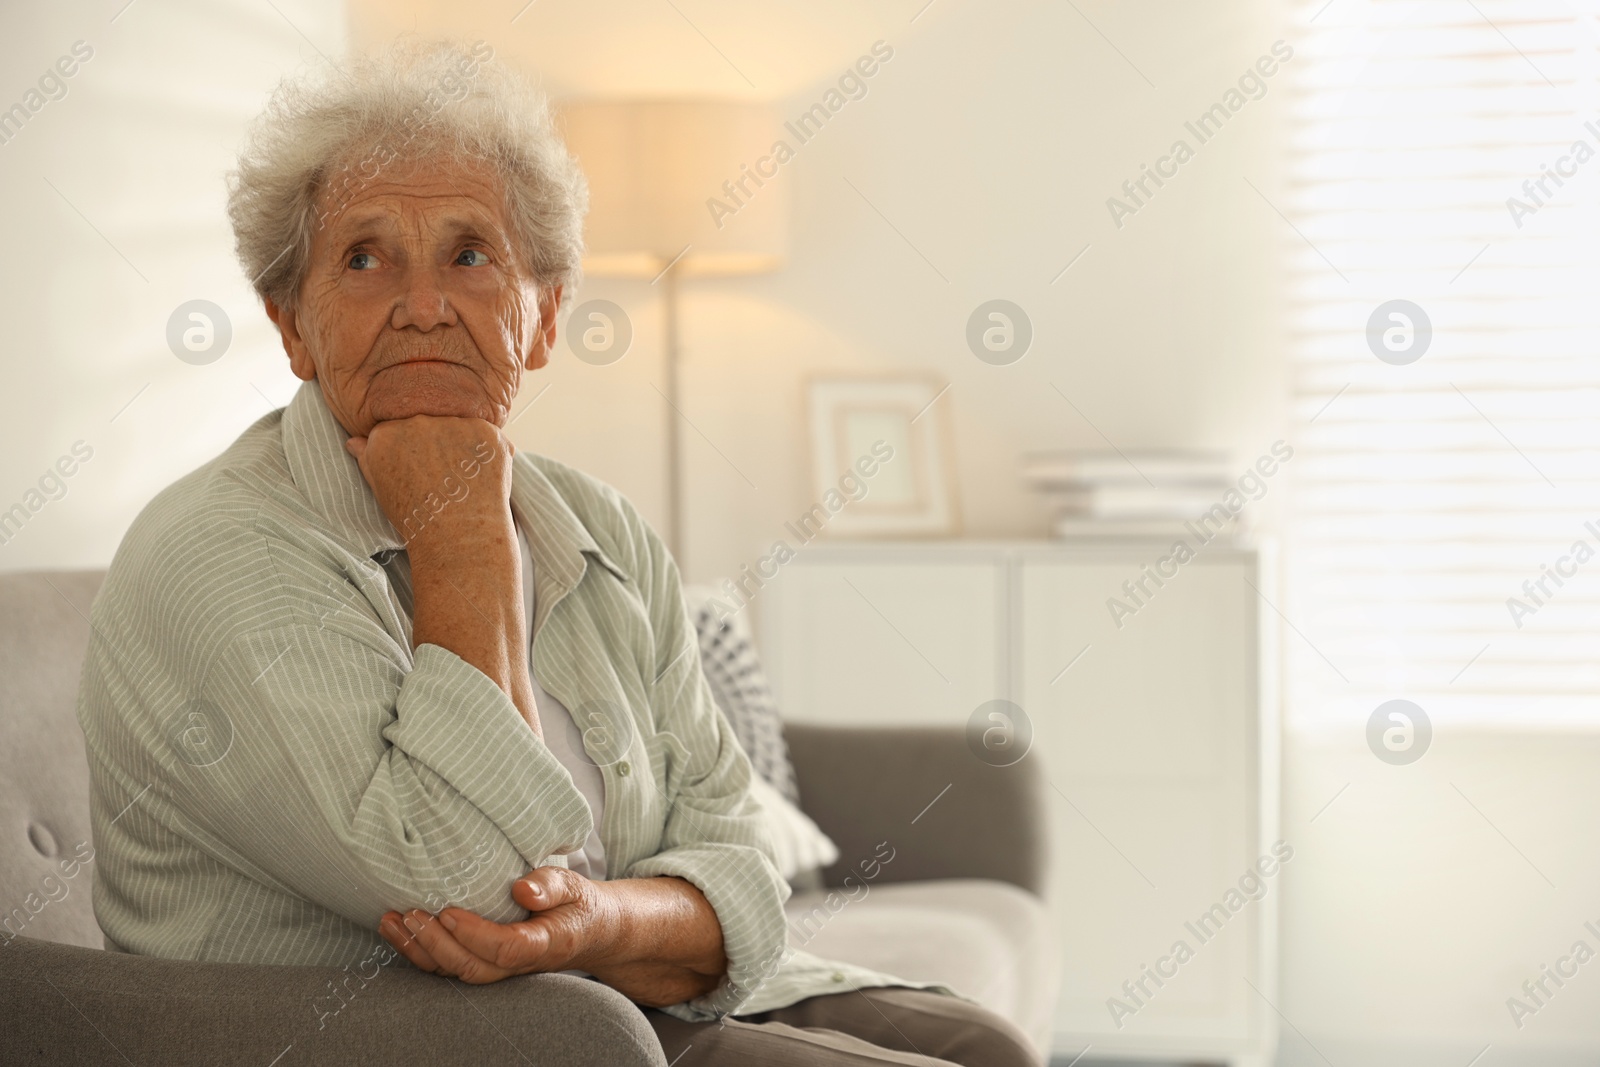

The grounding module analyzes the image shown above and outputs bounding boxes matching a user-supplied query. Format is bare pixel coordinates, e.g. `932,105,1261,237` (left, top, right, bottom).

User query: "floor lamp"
558,100,788,566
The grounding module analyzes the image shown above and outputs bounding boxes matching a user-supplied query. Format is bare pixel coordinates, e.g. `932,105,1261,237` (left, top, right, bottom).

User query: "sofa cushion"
746,773,838,881
784,878,1057,1061
0,570,106,951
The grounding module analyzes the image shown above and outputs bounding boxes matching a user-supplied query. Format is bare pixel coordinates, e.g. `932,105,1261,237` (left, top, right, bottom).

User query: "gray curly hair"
226,38,587,312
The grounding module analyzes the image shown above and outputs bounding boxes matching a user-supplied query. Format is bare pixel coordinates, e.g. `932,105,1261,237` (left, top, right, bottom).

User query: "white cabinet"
761,551,1006,729
762,542,1279,1066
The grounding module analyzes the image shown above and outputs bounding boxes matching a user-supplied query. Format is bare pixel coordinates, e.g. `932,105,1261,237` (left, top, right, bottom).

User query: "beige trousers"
644,987,1040,1067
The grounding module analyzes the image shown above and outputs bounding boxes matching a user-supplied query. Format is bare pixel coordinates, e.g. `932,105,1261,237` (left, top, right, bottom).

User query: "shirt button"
831,972,845,983
617,761,631,777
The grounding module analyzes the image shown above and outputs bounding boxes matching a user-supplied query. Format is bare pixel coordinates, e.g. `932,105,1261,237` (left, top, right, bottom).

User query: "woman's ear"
263,297,317,381
525,284,562,371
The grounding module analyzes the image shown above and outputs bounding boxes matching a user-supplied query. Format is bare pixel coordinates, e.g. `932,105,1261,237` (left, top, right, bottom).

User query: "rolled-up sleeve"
181,623,593,931
618,514,790,1020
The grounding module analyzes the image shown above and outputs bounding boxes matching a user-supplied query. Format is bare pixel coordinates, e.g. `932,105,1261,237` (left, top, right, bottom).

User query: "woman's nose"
392,266,456,330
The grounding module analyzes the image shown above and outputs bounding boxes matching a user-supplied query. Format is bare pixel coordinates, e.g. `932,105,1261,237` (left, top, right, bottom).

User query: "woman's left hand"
381,866,609,982
379,866,727,1007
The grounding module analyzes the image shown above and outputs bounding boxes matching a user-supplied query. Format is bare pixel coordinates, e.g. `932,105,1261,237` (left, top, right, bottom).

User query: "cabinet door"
764,555,1004,727
1019,555,1261,1048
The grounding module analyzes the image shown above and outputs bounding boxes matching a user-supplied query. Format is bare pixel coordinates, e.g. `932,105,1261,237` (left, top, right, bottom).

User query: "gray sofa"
0,569,1056,1065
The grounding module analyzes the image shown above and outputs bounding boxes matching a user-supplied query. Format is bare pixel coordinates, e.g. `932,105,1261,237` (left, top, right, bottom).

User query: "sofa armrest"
784,722,1049,898
0,935,665,1066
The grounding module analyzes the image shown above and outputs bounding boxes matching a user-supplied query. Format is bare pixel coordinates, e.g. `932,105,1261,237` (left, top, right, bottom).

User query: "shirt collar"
281,378,629,608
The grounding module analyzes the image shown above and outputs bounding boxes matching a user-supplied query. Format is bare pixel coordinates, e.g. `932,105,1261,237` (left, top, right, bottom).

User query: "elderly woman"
76,40,1034,1067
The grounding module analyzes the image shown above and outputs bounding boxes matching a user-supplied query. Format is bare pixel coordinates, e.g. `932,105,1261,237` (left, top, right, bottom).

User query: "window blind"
1285,1,1600,727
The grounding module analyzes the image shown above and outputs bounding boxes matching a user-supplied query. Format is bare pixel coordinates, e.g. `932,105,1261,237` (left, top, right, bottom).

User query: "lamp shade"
558,99,788,278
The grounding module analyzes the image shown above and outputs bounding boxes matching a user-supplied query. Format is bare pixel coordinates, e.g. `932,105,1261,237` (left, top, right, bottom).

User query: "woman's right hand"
343,414,512,556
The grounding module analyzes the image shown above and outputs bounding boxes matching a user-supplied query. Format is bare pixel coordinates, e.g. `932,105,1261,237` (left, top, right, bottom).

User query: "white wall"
0,0,338,574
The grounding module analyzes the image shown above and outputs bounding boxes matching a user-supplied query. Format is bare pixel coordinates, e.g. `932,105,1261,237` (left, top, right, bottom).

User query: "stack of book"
1023,450,1236,541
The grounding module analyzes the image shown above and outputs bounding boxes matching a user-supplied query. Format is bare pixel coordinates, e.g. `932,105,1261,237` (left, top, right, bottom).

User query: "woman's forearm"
409,524,542,736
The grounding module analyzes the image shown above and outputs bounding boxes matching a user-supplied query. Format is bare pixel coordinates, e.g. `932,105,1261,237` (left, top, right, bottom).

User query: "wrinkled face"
266,153,561,438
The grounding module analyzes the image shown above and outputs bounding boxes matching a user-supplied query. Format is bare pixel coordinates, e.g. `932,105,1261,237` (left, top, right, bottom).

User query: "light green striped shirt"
76,378,938,1021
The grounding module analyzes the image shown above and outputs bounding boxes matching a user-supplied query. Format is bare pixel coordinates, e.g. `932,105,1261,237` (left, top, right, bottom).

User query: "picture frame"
804,375,960,538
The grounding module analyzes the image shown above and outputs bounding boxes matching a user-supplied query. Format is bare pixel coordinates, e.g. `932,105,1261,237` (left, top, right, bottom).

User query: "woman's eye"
348,252,377,271
457,249,490,267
